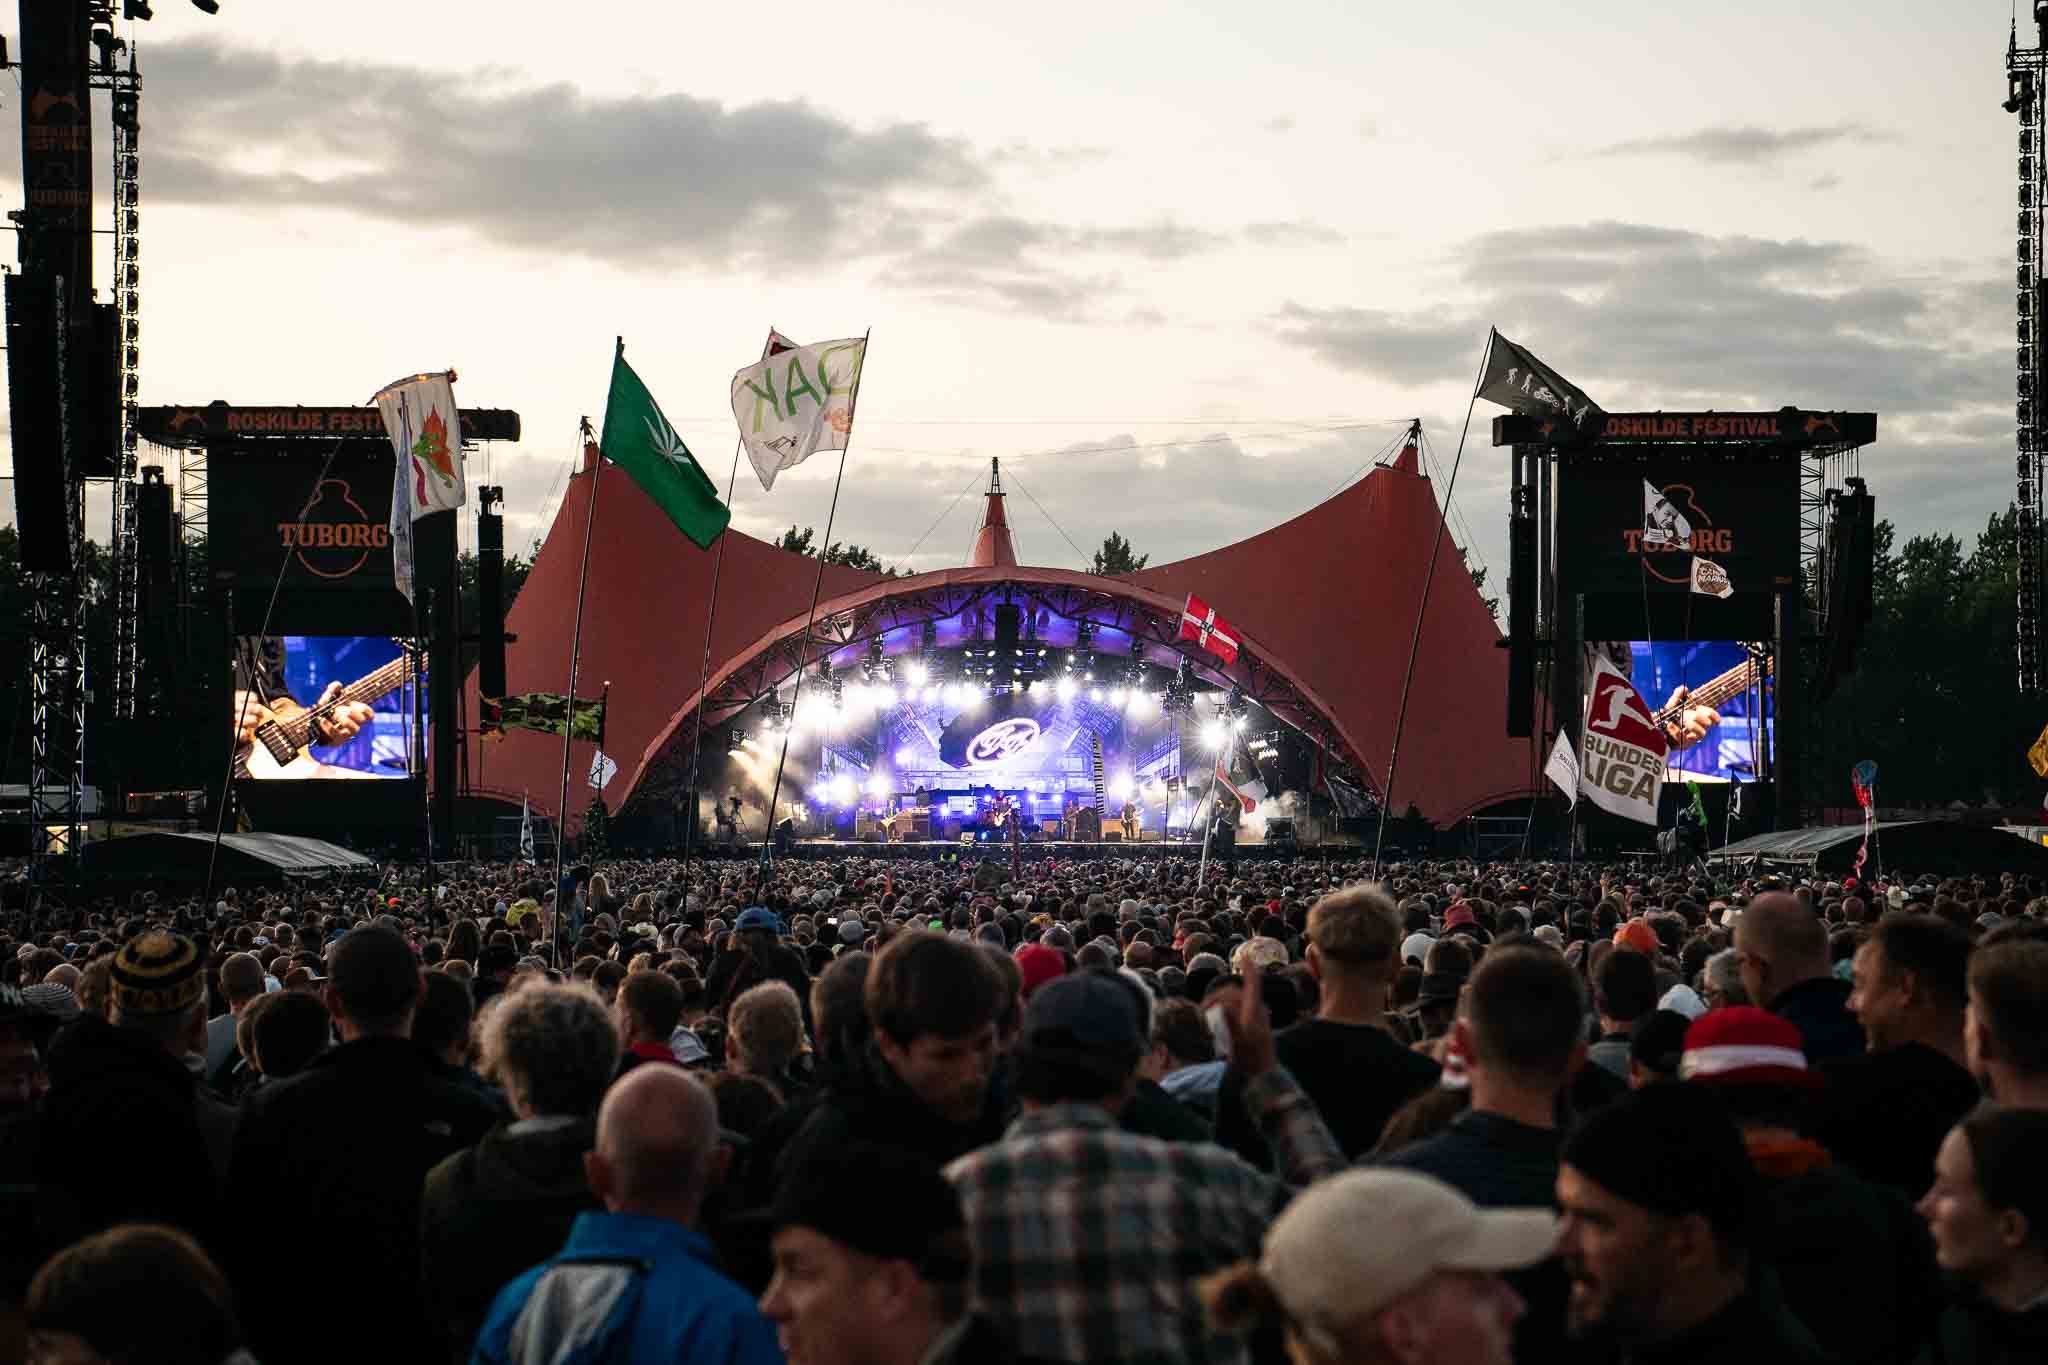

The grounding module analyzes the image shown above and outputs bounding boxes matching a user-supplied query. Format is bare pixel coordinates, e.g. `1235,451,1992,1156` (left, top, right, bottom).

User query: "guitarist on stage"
232,636,377,774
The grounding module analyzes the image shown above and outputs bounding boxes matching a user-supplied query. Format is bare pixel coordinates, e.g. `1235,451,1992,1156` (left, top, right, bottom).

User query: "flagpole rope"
551,407,605,966
683,328,778,868
1375,333,1492,867
1002,468,1092,570
760,329,872,883
887,468,986,576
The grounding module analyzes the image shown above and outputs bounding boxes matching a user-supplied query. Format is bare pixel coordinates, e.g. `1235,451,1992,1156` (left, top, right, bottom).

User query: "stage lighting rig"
863,636,886,683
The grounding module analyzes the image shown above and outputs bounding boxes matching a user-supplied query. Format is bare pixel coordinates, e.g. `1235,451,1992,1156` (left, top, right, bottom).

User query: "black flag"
1477,329,1605,438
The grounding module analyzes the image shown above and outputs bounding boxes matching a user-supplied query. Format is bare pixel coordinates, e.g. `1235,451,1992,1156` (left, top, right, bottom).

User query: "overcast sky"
0,0,2023,596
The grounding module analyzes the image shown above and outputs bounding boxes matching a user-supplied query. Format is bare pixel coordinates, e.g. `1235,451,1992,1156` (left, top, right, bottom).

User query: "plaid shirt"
944,1068,1345,1365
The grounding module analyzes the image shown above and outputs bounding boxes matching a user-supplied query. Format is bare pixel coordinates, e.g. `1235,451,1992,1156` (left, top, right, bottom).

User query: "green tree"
582,795,611,859
775,525,894,574
1089,532,1148,576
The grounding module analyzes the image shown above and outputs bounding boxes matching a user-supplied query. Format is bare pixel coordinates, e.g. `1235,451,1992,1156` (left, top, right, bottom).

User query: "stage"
688,837,1337,863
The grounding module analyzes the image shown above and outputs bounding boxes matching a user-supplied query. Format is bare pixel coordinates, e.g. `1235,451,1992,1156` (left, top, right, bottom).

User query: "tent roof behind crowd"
83,832,377,885
470,441,1534,832
1716,821,2048,878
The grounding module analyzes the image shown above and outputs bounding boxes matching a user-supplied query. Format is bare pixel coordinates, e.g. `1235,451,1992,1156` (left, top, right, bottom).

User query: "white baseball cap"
1259,1170,1557,1344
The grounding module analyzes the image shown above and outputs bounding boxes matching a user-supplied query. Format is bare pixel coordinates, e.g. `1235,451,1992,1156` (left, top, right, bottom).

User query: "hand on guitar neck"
1659,685,1721,750
234,683,377,779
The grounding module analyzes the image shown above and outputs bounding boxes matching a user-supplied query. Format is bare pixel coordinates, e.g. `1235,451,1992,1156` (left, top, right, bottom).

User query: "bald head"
1734,893,1831,1004
586,1065,721,1223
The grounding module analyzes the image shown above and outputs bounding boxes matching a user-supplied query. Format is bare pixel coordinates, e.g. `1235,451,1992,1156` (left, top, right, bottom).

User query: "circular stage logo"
966,716,1041,767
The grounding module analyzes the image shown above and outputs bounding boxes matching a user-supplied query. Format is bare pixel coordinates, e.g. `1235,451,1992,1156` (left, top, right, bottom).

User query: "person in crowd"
1202,1168,1554,1365
1628,1009,1693,1088
1821,911,1982,1198
421,982,618,1362
613,968,688,1078
227,925,502,1364
1377,943,1588,1362
1587,948,1659,1082
26,931,229,1255
0,981,59,1119
726,980,809,1102
946,968,1345,1365
708,906,812,1025
472,1065,779,1365
1734,892,1865,1061
779,932,1008,1183
760,1142,1053,1365
1556,1083,1828,1361
245,987,330,1080
24,1223,253,1365
204,952,265,1083
1699,948,1750,1009
1965,939,2048,1108
1216,887,1440,1166
417,968,509,1114
1917,1102,2048,1364
1129,996,1219,1141
1677,1005,1939,1364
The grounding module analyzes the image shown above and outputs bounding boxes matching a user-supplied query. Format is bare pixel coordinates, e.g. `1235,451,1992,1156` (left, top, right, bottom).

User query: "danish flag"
1179,593,1240,665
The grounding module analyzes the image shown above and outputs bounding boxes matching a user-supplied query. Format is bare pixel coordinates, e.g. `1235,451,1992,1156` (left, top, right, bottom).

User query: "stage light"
944,682,964,707
867,772,891,797
1055,675,1078,701
1232,715,1247,731
1090,687,1104,703
831,775,856,807
1109,687,1127,705
1201,720,1228,750
907,660,928,686
895,746,917,764
1109,774,1134,801
923,685,939,703
959,690,983,713
880,685,899,707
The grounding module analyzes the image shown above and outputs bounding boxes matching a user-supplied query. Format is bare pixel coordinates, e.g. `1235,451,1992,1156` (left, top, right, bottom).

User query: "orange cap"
1613,919,1660,955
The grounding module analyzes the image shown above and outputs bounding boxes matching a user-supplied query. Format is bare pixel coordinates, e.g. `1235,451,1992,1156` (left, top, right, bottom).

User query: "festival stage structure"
469,438,1537,844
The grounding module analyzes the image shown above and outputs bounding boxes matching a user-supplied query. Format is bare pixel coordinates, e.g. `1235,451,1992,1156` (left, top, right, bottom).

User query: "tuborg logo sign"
278,478,388,580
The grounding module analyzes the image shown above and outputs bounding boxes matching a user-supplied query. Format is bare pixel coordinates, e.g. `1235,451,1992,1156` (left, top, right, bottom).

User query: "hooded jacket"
421,1115,599,1363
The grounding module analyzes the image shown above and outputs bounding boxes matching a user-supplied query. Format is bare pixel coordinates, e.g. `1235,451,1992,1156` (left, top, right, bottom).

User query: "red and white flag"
1579,653,1666,826
1179,593,1241,665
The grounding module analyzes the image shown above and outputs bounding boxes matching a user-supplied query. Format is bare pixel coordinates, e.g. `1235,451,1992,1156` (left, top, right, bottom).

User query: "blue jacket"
471,1211,780,1365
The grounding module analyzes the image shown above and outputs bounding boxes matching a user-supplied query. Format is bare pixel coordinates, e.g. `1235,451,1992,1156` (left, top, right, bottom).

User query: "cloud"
1273,304,1480,385
137,41,984,270
1589,123,1892,165
1242,221,1344,248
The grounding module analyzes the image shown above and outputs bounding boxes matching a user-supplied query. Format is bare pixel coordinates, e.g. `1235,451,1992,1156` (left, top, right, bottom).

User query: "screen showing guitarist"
232,636,408,779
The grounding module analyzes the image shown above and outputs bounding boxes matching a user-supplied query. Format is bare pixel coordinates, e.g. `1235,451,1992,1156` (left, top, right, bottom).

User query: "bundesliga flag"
374,370,463,602
1579,652,1666,826
1544,731,1579,808
1179,593,1241,665
603,342,731,549
730,335,867,492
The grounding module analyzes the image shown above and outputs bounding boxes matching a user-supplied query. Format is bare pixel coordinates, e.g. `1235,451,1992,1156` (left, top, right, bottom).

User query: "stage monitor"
1626,639,1771,784
231,634,423,781
1561,452,1799,639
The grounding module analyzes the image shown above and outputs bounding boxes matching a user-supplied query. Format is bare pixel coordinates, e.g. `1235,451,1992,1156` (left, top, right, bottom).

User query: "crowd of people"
3,849,2048,1364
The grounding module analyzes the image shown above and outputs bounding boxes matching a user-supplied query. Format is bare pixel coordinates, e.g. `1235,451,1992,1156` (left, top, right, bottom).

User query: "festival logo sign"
278,478,389,580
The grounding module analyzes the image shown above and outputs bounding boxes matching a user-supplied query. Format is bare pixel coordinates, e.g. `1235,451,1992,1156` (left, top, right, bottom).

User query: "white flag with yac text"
730,336,866,492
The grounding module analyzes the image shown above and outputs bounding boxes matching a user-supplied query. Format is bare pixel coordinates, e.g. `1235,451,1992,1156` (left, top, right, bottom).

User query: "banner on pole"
1580,653,1666,825
519,791,535,861
588,750,618,791
730,336,867,492
1544,732,1579,808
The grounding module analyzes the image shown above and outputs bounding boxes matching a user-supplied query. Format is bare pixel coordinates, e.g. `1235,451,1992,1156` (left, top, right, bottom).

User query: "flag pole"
684,328,779,868
551,395,606,965
1376,334,1493,866
760,328,872,881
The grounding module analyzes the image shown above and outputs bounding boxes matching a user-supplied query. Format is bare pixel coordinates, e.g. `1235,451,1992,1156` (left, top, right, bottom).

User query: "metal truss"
2011,16,2048,693
109,49,142,720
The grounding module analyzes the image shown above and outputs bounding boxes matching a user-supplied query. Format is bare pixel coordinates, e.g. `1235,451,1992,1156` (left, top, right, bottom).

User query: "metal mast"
2009,8,2048,694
